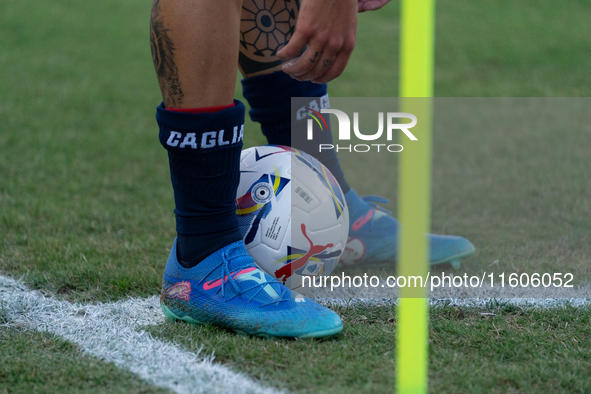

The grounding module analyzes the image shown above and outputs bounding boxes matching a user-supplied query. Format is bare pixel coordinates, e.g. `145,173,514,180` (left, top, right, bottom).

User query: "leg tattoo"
239,0,299,76
150,0,183,107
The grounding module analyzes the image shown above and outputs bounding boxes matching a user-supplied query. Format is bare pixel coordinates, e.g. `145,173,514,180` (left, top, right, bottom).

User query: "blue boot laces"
197,248,289,308
361,195,392,215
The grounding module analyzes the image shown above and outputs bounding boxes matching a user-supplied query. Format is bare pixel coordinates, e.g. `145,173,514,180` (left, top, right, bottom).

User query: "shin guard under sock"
157,100,245,267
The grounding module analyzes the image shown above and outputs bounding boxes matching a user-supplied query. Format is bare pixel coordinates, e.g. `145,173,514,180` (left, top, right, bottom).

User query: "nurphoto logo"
303,107,418,153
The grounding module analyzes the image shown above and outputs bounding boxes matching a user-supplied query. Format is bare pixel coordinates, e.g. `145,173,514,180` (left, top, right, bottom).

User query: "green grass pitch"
2,0,591,392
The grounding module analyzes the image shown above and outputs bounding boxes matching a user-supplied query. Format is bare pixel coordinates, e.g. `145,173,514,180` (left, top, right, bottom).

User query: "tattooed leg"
238,0,300,77
151,0,243,108
152,0,250,270
150,0,183,107
239,0,349,202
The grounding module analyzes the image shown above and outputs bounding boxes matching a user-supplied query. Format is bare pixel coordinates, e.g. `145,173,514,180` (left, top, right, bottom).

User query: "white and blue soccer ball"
236,145,349,290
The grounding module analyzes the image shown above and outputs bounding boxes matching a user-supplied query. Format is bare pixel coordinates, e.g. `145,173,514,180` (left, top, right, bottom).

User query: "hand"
277,0,358,84
357,0,392,12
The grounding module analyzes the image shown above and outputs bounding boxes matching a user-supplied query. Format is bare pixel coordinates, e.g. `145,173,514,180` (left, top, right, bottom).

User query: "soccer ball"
236,145,349,290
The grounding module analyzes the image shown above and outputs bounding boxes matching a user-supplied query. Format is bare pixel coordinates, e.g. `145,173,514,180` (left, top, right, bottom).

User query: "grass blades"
147,303,591,393
1,0,591,393
0,328,170,394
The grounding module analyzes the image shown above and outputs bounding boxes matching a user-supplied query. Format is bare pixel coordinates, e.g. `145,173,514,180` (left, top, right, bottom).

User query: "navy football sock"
241,71,350,194
157,100,245,268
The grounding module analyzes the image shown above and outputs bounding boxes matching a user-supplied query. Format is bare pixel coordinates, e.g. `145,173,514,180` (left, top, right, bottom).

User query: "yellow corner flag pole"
397,0,435,393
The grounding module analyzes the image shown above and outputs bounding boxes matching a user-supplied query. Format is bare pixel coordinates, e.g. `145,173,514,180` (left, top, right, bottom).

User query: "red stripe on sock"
167,103,235,114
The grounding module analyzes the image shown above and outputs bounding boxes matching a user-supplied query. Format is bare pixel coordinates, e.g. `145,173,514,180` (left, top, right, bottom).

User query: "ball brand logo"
275,223,334,283
304,107,418,153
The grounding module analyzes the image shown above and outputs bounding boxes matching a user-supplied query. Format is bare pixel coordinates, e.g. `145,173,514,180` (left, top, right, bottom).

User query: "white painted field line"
0,274,281,394
3,274,589,394
318,297,591,309
304,276,591,308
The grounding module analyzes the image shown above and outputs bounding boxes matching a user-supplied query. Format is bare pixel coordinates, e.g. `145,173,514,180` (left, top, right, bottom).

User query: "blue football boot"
160,239,343,338
340,189,475,269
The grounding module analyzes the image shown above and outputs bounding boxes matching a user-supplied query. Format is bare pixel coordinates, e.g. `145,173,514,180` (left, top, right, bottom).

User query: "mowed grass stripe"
3,272,591,394
2,0,591,302
0,328,171,394
0,275,280,394
149,299,591,394
2,0,591,393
